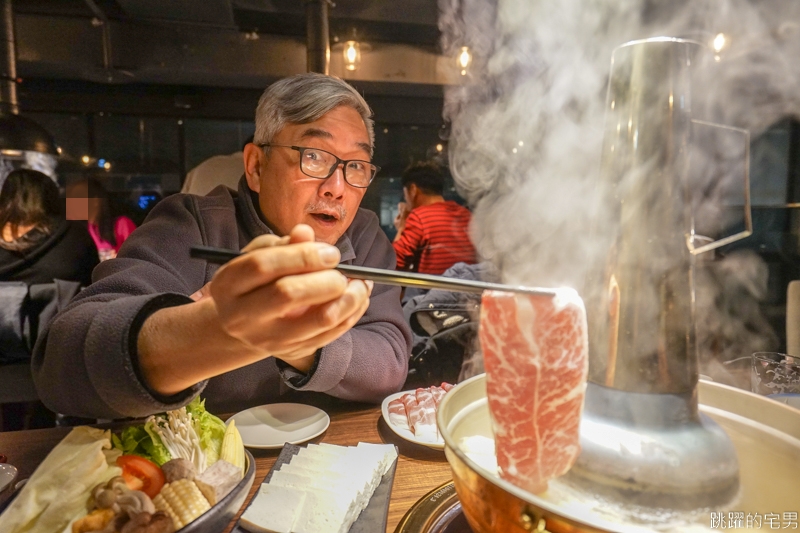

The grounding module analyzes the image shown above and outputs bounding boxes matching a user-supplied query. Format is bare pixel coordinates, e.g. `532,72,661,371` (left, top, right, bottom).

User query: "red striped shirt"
393,201,476,275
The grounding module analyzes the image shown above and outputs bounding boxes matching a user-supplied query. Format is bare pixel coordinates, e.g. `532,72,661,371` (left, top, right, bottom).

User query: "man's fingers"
242,224,315,252
318,279,371,326
241,233,287,252
190,281,213,302
212,241,341,297
235,279,371,350
215,270,349,338
270,299,370,359
287,224,315,244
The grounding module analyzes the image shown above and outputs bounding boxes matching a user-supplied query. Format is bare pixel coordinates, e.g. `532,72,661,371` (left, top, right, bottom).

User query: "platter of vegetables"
0,398,255,533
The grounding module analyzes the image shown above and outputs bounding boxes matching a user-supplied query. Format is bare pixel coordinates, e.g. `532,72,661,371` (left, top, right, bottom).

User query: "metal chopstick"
190,245,556,297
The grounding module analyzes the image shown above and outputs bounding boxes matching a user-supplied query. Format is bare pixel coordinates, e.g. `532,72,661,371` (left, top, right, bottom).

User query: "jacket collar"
235,176,356,263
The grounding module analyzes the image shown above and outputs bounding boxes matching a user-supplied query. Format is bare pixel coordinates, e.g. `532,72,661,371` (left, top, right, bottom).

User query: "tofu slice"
285,455,374,490
291,487,353,533
239,484,306,533
356,443,398,475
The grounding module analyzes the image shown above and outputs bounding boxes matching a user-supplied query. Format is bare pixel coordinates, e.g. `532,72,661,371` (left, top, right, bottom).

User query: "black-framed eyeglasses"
258,144,379,188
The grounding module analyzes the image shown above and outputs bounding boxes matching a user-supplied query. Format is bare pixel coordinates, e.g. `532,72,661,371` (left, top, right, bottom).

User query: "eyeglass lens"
299,148,375,187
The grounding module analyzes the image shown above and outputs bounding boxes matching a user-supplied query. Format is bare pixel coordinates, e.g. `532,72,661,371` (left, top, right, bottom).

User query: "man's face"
245,106,371,245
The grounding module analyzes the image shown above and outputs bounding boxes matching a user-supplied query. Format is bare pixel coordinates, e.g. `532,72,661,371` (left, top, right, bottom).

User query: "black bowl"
179,450,256,533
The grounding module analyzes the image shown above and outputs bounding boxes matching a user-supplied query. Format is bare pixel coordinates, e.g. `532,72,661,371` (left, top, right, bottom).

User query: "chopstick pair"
189,245,556,297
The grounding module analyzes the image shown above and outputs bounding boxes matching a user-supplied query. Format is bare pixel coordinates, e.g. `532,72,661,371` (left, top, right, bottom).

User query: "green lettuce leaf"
186,396,226,467
112,423,171,466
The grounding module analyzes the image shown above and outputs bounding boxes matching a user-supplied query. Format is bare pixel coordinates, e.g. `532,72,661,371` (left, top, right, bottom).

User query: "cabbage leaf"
186,396,227,467
111,423,171,465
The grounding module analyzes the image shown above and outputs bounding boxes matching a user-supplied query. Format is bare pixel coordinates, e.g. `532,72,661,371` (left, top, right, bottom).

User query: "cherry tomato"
116,455,166,499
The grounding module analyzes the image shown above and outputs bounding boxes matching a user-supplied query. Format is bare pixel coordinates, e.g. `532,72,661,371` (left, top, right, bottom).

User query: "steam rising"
441,0,799,375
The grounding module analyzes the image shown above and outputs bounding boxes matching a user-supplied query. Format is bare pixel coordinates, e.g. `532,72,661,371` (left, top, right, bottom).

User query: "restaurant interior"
10,1,800,349
1,1,800,532
13,0,462,239
7,6,800,287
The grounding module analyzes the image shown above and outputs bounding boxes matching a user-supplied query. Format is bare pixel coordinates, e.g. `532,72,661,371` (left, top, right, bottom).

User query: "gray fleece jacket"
31,179,412,419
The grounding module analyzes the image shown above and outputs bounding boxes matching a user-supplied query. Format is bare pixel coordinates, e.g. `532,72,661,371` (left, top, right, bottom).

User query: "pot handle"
686,119,752,255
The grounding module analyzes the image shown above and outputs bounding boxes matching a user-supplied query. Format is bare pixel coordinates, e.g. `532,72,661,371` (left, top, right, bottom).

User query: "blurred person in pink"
66,177,137,261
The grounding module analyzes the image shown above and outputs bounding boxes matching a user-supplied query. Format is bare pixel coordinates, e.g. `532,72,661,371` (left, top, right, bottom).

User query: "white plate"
381,390,445,450
0,463,18,493
229,403,330,449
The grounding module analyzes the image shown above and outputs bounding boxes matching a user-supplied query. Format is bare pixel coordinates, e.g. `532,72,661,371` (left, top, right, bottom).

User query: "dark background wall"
14,1,464,236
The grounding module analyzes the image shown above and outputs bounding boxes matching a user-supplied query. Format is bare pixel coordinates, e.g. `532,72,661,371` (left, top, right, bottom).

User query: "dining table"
0,397,455,533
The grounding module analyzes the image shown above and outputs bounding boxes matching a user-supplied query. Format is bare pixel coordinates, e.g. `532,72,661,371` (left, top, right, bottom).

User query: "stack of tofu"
239,442,398,533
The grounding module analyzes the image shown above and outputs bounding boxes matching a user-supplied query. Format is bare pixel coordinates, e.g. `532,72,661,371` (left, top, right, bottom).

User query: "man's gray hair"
253,73,375,156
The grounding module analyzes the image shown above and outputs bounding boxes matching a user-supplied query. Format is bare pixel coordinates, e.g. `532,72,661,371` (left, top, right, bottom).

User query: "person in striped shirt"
393,162,477,277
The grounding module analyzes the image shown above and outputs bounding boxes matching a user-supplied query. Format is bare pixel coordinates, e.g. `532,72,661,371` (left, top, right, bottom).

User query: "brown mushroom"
120,511,175,533
92,476,131,510
116,490,156,517
160,458,196,483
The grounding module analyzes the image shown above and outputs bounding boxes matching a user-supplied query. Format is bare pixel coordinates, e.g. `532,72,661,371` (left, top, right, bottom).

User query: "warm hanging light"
712,33,727,53
343,40,361,71
457,46,472,75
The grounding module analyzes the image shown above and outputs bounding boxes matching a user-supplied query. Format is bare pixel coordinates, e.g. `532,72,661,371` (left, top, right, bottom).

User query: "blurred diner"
393,161,477,303
0,169,99,430
0,169,98,288
393,161,476,275
180,135,252,196
66,177,138,261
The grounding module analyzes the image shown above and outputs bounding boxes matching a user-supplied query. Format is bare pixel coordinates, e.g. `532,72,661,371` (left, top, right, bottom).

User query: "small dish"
0,463,17,493
229,403,330,449
381,391,445,450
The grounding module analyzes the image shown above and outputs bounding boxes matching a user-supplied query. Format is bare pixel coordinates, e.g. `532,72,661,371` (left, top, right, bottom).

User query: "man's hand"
393,202,410,241
210,224,372,369
138,224,373,395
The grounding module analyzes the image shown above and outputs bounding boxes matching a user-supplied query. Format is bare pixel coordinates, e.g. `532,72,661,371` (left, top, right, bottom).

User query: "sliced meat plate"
380,384,455,449
480,289,589,494
400,393,437,444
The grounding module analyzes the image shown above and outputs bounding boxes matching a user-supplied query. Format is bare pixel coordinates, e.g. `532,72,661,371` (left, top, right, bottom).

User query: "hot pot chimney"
571,37,748,508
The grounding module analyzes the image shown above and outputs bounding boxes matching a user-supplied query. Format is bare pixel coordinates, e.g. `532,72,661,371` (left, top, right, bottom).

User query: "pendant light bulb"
458,46,472,75
344,40,361,71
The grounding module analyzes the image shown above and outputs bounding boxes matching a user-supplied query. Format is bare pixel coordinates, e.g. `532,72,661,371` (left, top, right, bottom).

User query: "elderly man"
32,73,412,419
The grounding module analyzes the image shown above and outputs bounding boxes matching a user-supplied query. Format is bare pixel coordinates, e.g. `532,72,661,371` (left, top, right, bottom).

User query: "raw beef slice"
480,288,588,494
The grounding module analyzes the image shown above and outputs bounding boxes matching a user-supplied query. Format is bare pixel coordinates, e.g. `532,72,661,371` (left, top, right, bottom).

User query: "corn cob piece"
153,478,211,529
220,419,245,478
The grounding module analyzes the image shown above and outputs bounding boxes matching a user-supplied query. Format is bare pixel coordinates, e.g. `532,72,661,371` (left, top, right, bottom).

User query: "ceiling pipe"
305,0,331,74
0,0,18,114
83,0,113,74
0,0,57,155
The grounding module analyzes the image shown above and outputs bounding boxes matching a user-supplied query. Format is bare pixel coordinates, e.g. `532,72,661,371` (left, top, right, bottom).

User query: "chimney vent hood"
0,0,57,156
